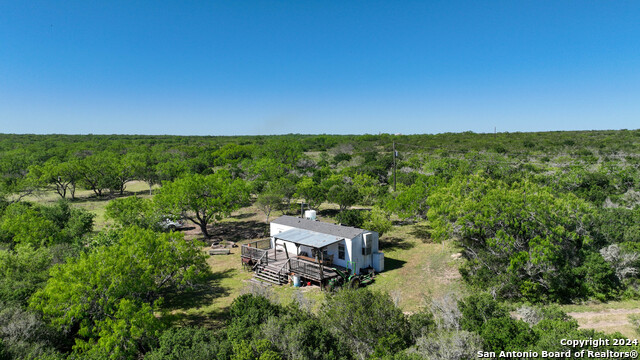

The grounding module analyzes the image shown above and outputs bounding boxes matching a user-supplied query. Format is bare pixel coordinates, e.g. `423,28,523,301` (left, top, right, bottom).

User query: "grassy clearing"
161,244,254,328
368,222,467,312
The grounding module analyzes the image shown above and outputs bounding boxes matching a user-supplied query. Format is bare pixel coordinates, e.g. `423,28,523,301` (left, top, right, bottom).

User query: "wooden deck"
241,242,341,283
268,257,339,281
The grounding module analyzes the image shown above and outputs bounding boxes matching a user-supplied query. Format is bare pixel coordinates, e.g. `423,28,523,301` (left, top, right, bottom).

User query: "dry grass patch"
368,221,467,312
561,300,640,339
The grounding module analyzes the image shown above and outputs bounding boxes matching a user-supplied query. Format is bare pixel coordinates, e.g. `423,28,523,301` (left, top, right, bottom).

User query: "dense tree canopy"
29,227,210,358
1,131,640,358
427,174,599,301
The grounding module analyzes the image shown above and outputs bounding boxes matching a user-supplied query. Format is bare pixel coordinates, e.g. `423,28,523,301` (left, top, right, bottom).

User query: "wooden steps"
254,264,288,285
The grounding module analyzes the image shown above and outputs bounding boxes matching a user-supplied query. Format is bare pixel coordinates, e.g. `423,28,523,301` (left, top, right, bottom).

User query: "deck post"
318,248,324,286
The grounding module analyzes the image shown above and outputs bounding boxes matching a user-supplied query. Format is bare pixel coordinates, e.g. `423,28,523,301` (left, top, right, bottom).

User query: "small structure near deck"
241,215,384,287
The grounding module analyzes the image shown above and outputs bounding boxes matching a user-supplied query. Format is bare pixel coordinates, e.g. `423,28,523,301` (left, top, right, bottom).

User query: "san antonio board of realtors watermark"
477,338,639,358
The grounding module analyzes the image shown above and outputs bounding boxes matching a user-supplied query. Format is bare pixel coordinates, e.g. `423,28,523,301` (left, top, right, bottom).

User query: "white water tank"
304,210,317,221
372,252,385,272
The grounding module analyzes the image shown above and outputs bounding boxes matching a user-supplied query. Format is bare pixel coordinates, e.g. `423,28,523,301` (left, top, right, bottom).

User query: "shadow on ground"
162,268,235,311
384,257,407,272
161,268,236,328
185,220,268,242
318,208,340,218
165,308,231,329
409,223,434,243
392,220,416,226
68,194,113,203
207,220,268,241
231,212,258,220
380,237,416,251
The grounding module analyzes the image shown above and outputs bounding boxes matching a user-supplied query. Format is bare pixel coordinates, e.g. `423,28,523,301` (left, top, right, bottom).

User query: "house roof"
271,215,366,239
273,228,343,249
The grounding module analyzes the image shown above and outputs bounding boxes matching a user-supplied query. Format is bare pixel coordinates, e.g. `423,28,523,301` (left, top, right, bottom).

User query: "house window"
362,236,372,256
338,243,345,260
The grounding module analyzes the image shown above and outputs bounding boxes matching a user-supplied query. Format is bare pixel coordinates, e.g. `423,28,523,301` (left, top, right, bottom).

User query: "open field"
24,180,159,229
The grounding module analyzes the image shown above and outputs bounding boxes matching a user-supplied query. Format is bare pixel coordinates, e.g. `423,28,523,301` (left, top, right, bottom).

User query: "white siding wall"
350,232,380,273
270,223,295,255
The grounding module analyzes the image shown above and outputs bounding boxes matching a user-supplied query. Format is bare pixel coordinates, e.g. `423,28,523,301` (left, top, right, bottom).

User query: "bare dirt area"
567,308,640,339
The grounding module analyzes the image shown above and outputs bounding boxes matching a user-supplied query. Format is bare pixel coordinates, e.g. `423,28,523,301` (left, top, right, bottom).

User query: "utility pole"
393,141,397,192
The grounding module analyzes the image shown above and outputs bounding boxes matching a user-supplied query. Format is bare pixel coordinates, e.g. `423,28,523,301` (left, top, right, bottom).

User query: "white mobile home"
269,215,384,274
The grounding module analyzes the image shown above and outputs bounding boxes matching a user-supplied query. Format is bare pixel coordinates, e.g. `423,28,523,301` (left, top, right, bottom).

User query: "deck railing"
246,238,271,250
241,245,270,265
289,258,324,280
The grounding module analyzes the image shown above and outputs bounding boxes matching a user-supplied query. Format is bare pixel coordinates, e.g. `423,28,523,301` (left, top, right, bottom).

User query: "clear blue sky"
1,1,639,135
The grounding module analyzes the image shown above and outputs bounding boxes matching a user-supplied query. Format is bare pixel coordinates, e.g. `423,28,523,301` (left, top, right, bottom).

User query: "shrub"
320,288,409,359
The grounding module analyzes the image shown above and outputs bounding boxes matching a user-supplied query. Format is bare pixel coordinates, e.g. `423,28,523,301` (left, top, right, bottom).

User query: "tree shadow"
231,212,258,220
392,219,416,226
384,256,407,272
125,188,155,197
409,223,434,243
208,220,268,242
69,194,112,203
162,308,230,329
161,268,235,312
177,225,197,231
318,208,340,218
380,237,416,251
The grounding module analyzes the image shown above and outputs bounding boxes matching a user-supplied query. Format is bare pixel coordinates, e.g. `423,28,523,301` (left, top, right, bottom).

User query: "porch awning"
273,228,343,249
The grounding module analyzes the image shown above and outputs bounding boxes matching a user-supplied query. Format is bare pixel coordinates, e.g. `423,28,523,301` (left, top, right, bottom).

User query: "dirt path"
568,308,640,319
567,308,640,339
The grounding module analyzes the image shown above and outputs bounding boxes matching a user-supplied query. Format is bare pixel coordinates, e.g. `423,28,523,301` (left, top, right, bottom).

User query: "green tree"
261,307,351,360
363,206,392,237
30,227,210,358
154,171,249,238
0,244,52,306
457,293,509,333
256,192,283,224
385,176,438,221
105,196,160,229
145,327,222,360
0,150,37,201
131,151,160,195
427,174,594,302
480,317,537,352
320,288,409,360
352,173,380,206
296,177,325,211
79,153,119,197
40,199,94,242
335,210,367,228
0,203,60,247
155,153,189,182
112,152,144,195
322,175,361,212
29,159,81,199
